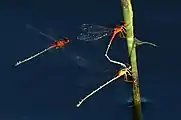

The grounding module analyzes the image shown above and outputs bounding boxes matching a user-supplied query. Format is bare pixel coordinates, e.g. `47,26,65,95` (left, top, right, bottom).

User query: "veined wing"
80,24,112,34
77,30,112,41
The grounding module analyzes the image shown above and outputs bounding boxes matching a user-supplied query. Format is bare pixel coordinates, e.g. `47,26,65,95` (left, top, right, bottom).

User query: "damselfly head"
116,21,126,27
124,63,131,68
115,25,122,28
120,21,126,26
63,37,71,43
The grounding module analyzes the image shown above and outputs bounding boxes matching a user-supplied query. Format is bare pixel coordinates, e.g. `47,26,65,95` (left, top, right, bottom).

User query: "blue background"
1,0,180,119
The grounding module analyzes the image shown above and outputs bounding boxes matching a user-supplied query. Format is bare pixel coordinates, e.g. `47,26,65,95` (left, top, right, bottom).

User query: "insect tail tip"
14,64,18,67
14,61,21,67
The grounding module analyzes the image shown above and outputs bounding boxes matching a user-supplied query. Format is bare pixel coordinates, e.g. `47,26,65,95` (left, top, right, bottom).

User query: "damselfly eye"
64,38,70,42
66,39,70,43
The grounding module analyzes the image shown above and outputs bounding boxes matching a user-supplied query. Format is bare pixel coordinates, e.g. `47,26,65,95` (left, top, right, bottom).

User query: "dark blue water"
0,0,180,119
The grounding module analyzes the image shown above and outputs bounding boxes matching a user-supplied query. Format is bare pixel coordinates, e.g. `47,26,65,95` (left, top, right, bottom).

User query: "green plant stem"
120,0,143,120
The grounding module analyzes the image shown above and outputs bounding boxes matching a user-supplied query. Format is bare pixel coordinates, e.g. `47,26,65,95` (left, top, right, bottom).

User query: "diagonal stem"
120,0,143,120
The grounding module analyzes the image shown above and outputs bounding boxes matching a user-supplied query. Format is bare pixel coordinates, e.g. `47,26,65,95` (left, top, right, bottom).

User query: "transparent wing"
61,46,109,73
80,24,112,34
26,24,56,41
77,31,112,41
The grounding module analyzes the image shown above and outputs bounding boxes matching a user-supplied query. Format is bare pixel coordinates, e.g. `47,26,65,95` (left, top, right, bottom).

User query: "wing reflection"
61,47,108,73
126,97,152,108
